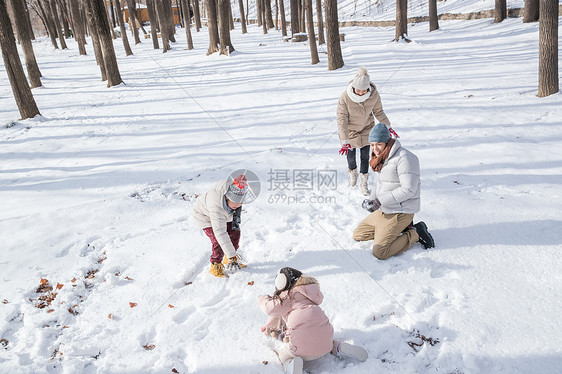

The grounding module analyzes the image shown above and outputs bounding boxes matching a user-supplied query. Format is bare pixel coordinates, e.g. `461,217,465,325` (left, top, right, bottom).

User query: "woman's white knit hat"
351,67,371,90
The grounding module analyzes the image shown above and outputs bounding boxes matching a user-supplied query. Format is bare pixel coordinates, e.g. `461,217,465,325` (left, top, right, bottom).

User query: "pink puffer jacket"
258,276,334,357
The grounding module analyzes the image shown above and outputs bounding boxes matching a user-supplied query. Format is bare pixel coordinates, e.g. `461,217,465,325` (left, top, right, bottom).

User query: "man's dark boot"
414,221,435,249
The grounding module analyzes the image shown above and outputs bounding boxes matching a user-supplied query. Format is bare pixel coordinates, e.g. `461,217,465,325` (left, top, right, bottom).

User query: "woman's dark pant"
346,145,370,174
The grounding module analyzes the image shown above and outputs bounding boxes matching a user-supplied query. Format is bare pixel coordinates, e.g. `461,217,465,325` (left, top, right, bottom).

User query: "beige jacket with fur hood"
192,181,237,259
337,82,390,149
258,276,334,357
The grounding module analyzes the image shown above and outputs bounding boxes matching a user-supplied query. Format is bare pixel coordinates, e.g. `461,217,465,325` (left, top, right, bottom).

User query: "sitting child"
258,267,368,374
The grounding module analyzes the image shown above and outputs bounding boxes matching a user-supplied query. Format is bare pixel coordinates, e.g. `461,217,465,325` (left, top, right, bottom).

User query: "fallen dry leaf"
143,343,155,351
71,277,76,283
172,369,179,373
129,302,137,308
125,276,133,281
108,314,114,320
56,283,63,290
68,307,78,315
247,281,254,286
168,304,174,308
184,281,192,286
262,361,268,365
2,299,8,304
0,338,8,347
47,309,54,314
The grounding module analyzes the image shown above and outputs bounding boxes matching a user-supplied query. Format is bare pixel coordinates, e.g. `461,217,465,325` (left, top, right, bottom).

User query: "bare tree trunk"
25,2,36,40
394,0,409,41
103,0,117,39
429,0,439,31
57,0,71,38
69,0,87,54
261,0,268,34
163,0,176,42
0,0,40,119
84,0,106,80
523,0,539,22
264,0,274,28
304,0,318,64
125,0,141,43
538,0,558,97
206,0,219,54
193,0,202,31
87,0,123,87
238,0,247,34
298,0,306,32
218,0,234,55
7,0,42,87
256,0,263,26
109,0,117,27
146,0,160,49
181,0,194,49
289,0,299,34
228,0,234,30
494,0,507,22
279,0,287,37
324,0,343,70
114,0,133,55
35,0,57,48
275,0,278,29
155,0,171,52
315,0,324,44
48,0,68,48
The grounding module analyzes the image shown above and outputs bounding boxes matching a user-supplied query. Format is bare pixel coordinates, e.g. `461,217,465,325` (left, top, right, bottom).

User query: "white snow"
1,4,562,374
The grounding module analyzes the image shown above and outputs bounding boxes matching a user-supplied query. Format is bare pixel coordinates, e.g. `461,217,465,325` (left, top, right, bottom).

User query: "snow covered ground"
1,10,562,374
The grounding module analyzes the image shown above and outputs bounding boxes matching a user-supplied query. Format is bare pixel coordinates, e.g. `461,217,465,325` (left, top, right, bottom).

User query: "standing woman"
337,67,396,195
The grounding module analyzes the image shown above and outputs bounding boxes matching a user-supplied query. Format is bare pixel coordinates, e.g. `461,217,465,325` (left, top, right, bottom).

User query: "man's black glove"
362,198,381,212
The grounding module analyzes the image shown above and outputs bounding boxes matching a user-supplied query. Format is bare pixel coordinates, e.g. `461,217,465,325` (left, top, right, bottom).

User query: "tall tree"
7,0,42,88
315,0,324,44
192,0,202,31
114,0,133,55
24,2,36,40
86,0,123,87
304,0,318,64
69,0,87,55
238,0,247,34
58,0,71,38
84,0,107,80
324,0,343,70
260,0,268,34
0,0,40,119
162,0,176,42
47,0,68,48
523,0,539,22
146,0,160,49
289,0,299,34
125,0,141,43
180,0,194,49
217,0,234,55
155,0,171,52
108,0,117,27
279,0,287,37
429,0,439,31
494,0,507,23
394,0,409,41
264,0,274,28
34,0,59,48
256,0,263,26
206,0,220,55
538,0,558,97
